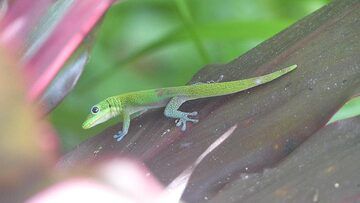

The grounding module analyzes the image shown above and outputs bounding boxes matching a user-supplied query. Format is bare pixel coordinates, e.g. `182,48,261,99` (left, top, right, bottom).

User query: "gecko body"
82,65,297,141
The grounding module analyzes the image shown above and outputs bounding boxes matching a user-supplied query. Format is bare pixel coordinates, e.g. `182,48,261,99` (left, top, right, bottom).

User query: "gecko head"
82,100,114,129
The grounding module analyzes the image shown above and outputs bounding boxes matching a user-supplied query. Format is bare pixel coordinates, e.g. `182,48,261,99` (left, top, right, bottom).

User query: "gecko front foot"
175,111,199,131
113,131,127,142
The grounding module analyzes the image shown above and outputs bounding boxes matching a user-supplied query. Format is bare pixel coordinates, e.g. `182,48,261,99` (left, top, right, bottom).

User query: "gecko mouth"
82,112,112,129
82,116,100,129
82,122,91,129
82,120,94,129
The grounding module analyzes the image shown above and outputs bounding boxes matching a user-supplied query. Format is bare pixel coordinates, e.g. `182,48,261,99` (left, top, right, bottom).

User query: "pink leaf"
0,0,116,101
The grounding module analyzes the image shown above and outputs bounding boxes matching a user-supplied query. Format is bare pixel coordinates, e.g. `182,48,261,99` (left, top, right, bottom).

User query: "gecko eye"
91,106,99,114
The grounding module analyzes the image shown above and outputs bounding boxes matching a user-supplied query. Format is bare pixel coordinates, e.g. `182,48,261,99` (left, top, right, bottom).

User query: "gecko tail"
185,64,297,98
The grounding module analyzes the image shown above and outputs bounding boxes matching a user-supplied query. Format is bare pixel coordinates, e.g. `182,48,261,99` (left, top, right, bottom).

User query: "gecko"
82,64,297,141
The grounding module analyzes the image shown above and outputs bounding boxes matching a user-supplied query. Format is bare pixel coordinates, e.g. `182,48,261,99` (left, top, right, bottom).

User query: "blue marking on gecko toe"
116,135,126,142
113,131,126,142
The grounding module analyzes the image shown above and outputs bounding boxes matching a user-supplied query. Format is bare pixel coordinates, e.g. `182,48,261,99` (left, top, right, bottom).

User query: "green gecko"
82,64,297,141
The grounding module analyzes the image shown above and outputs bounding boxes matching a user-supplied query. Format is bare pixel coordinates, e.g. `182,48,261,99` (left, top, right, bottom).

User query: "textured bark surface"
60,0,360,202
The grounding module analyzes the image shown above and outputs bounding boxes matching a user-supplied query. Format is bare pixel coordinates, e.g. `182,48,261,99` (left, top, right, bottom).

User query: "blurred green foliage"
50,0,330,152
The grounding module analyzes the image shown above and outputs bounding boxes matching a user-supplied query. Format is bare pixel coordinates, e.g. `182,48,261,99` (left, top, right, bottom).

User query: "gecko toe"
190,119,199,123
116,133,126,141
176,120,182,127
189,111,198,116
113,131,126,141
113,131,122,137
181,122,187,131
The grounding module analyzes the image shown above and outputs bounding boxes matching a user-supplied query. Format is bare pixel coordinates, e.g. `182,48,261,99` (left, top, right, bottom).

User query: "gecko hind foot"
175,111,199,131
